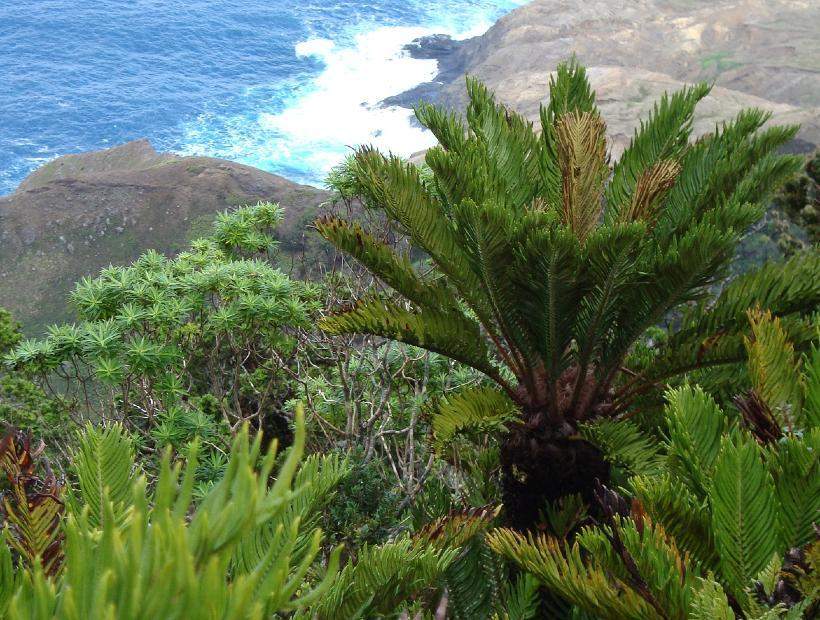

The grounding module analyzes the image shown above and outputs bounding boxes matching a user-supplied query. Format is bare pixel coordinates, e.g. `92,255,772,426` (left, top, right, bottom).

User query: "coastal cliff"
391,0,820,156
0,140,329,330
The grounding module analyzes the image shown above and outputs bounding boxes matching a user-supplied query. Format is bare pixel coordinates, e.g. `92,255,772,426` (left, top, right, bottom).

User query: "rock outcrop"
0,140,330,331
392,0,820,156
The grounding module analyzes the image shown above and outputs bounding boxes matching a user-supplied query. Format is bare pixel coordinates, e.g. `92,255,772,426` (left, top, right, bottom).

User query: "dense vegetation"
1,60,818,618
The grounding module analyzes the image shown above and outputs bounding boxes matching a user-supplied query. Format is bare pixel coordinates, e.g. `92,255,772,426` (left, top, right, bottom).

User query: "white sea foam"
176,1,527,185
262,26,441,170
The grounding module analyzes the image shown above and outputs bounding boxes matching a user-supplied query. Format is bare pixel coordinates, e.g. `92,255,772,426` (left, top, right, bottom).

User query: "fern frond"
68,423,136,529
581,418,664,477
430,386,517,451
313,538,457,619
710,431,779,598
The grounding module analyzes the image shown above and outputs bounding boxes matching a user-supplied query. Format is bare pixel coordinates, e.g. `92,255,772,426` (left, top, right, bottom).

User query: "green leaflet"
709,432,779,598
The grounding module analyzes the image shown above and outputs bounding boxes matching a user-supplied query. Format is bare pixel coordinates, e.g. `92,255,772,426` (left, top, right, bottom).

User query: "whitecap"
175,1,527,186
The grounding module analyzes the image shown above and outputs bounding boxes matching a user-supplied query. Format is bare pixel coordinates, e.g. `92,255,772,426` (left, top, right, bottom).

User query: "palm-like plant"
316,59,819,527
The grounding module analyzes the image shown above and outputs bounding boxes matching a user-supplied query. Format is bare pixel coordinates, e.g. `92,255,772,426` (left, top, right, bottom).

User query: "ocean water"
0,0,525,195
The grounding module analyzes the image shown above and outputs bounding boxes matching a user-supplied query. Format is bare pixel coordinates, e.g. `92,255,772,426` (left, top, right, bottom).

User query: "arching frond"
319,296,497,378
429,386,517,451
68,423,136,529
312,538,457,619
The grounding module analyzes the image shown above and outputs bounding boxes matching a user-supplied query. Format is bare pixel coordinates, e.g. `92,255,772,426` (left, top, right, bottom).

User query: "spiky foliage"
0,308,69,450
0,407,344,618
0,432,64,577
7,202,316,488
318,58,813,522
489,318,819,618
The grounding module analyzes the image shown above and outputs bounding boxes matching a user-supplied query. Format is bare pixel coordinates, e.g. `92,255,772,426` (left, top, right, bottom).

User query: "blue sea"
0,0,525,195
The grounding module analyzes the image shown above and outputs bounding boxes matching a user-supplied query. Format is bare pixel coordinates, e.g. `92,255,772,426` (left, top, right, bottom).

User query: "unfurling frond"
555,111,608,242
744,308,803,429
620,159,681,225
605,82,710,218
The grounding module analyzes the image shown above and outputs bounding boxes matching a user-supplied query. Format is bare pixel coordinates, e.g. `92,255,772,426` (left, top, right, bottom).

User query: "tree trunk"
500,421,610,531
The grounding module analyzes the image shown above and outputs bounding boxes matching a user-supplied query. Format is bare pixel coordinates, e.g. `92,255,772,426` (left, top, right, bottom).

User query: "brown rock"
0,140,330,331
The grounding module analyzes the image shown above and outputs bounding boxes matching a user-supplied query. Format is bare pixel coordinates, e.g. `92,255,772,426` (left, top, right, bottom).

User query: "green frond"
464,77,543,209
804,341,820,429
641,253,820,384
688,578,736,620
605,82,710,220
453,198,539,364
580,418,664,477
68,423,136,529
351,148,480,296
709,431,779,598
415,102,467,153
664,385,729,498
766,432,820,549
513,224,584,374
487,529,656,620
312,538,457,619
631,475,718,570
542,57,598,118
319,296,497,377
314,216,454,311
0,533,16,617
495,573,540,620
429,386,517,451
